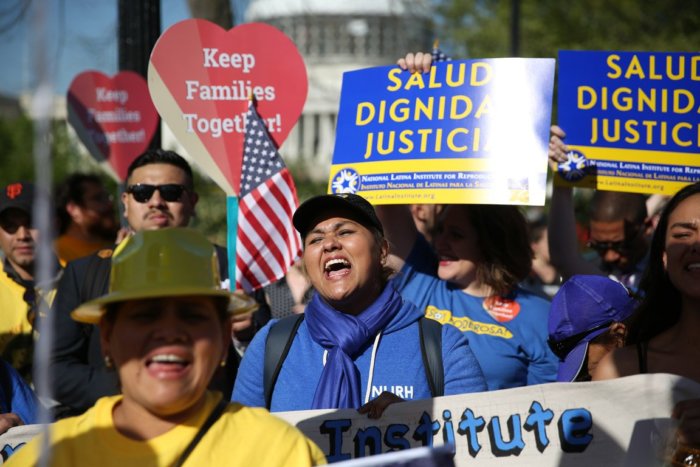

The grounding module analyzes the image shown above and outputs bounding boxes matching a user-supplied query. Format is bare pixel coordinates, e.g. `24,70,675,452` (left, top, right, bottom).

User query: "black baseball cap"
293,193,384,239
0,182,34,217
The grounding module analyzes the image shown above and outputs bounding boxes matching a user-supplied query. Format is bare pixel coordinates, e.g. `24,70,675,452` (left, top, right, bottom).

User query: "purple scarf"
305,285,403,409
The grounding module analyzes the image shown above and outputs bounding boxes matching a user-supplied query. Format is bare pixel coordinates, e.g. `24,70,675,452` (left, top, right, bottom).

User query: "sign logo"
331,168,359,194
557,150,590,182
6,183,22,200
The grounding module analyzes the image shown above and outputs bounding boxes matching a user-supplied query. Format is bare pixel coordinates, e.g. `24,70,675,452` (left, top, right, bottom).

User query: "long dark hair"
55,173,105,234
628,182,700,343
457,204,532,297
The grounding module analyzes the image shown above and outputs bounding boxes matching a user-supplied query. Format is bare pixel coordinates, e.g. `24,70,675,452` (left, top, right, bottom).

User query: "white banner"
275,374,700,466
2,374,698,466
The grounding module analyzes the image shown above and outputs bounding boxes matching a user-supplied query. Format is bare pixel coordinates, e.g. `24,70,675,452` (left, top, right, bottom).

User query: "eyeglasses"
587,226,643,255
587,239,630,255
126,184,187,203
547,321,613,360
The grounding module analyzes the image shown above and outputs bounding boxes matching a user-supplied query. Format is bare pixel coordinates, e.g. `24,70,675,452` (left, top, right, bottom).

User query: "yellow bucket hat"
71,228,257,324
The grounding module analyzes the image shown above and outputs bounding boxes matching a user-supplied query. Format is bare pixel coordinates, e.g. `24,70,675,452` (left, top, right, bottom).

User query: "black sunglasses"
587,239,630,255
126,184,187,203
0,212,32,234
587,226,643,255
547,321,613,360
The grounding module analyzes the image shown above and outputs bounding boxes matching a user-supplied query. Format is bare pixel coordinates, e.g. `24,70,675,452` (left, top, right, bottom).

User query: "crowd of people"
0,54,698,465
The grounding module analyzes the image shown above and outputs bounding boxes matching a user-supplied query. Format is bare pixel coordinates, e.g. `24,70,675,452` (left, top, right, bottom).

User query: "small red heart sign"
67,71,158,181
148,20,308,195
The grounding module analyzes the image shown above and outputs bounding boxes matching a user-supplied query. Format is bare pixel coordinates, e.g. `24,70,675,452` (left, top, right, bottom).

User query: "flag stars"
240,104,289,197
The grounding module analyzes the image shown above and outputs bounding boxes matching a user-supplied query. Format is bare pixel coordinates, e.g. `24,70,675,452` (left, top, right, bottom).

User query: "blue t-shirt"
394,236,558,390
233,296,487,412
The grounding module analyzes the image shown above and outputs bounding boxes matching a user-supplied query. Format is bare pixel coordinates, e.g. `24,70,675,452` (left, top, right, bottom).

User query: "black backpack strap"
419,317,444,397
263,314,305,409
173,397,228,467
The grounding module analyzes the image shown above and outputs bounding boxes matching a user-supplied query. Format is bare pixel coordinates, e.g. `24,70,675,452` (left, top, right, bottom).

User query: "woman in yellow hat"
9,228,325,466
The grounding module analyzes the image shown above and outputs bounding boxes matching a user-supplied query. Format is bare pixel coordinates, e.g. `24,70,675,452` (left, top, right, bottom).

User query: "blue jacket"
0,359,37,424
233,294,486,412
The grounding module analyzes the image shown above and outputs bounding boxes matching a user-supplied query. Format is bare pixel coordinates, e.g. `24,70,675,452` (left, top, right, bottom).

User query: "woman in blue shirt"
233,194,486,413
377,200,558,390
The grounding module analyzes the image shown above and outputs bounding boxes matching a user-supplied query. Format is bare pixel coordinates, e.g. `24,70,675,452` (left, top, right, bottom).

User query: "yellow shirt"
8,392,326,466
0,265,34,382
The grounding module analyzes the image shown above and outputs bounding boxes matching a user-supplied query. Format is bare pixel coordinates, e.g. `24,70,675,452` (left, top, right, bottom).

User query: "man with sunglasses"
548,125,650,290
0,182,61,383
47,150,270,417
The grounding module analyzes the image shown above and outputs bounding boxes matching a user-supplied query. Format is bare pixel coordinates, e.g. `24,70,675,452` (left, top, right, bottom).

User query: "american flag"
235,102,301,291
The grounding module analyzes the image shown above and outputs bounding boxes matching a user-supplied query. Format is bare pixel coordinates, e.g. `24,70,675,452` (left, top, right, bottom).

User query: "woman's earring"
220,358,227,367
104,355,113,369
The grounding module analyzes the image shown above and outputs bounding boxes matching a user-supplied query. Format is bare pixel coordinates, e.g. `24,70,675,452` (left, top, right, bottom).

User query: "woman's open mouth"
146,353,192,378
324,258,351,279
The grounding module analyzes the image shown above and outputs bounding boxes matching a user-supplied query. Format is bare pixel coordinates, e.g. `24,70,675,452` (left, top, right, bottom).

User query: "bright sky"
0,0,248,99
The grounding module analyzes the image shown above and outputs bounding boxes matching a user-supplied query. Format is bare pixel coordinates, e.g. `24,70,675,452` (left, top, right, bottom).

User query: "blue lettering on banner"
320,418,352,462
558,408,593,453
413,411,440,447
1,443,25,461
458,408,486,457
355,426,383,458
443,410,456,447
316,400,594,460
523,401,555,452
384,424,411,451
488,414,526,456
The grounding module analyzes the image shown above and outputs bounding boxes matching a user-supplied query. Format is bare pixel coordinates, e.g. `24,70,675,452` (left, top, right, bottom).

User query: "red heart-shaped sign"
67,71,159,181
148,20,308,195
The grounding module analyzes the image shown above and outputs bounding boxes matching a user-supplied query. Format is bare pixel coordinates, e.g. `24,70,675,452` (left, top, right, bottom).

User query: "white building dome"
243,0,432,180
246,0,428,19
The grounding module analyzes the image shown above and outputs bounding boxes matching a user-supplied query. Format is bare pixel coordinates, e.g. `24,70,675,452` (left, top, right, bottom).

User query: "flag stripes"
234,102,301,291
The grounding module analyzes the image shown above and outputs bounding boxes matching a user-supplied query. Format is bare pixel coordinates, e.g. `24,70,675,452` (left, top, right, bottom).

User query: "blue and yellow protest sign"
556,51,700,195
330,59,555,206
